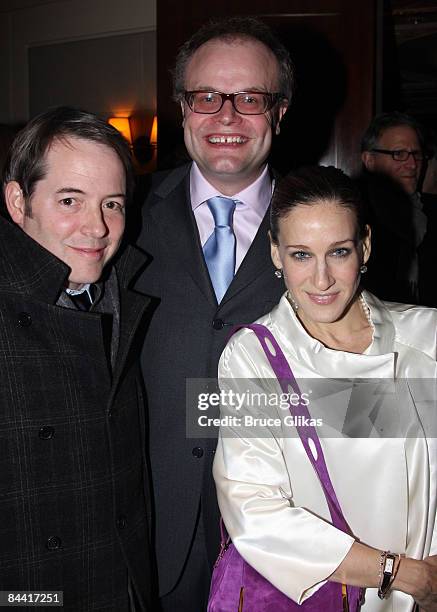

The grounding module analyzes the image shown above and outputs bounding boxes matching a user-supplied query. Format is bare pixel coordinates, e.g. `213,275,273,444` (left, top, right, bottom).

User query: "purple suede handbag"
208,324,364,612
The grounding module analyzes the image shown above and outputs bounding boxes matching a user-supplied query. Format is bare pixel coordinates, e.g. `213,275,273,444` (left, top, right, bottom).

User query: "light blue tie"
203,196,236,302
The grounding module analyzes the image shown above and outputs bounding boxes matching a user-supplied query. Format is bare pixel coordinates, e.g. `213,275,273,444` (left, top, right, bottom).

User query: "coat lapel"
221,208,273,305
149,165,217,306
108,247,150,410
0,216,70,304
110,290,147,391
223,167,279,303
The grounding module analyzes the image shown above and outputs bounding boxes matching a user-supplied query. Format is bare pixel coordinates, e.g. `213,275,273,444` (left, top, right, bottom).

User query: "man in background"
1,106,151,611
360,111,427,303
136,17,293,611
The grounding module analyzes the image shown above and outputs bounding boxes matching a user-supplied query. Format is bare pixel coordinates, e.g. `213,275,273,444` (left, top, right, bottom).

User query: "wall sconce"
108,114,157,171
108,117,132,145
150,115,158,148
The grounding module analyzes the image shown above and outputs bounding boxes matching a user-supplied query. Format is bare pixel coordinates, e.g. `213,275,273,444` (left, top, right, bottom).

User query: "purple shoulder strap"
230,323,350,534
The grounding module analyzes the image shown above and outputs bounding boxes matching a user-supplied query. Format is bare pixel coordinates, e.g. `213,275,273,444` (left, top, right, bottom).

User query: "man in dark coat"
360,111,427,303
135,17,293,611
1,107,151,611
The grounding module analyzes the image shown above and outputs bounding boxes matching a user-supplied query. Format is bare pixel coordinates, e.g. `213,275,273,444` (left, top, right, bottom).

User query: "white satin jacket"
213,291,437,611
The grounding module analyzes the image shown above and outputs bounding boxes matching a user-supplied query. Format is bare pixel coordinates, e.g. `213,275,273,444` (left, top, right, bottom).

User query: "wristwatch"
378,552,396,599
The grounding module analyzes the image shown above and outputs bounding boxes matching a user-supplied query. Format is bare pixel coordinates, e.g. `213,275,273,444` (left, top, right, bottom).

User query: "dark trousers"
159,504,211,611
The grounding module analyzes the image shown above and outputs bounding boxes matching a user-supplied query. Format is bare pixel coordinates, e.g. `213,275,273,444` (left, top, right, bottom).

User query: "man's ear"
4,181,26,226
275,100,288,136
361,151,374,172
180,100,185,128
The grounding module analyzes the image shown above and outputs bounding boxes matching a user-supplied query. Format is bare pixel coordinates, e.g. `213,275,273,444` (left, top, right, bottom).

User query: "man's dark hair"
271,165,369,244
173,16,294,106
361,111,425,153
3,106,134,210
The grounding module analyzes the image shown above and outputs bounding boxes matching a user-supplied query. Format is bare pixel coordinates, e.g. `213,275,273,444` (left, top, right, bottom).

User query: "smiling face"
271,200,370,327
182,37,288,195
5,136,126,289
362,125,422,194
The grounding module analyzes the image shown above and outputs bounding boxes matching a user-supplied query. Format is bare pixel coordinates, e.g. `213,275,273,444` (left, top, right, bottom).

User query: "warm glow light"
150,115,158,146
108,117,132,144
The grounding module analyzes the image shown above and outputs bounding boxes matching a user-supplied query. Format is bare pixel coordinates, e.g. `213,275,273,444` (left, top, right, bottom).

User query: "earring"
286,291,299,311
274,269,283,279
360,265,367,274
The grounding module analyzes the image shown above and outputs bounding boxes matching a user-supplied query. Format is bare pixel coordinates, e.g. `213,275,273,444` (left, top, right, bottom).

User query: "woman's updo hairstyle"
270,165,369,244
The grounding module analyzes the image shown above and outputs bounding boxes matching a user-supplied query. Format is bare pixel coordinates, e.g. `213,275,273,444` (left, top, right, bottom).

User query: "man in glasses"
361,111,425,195
360,111,428,303
136,17,293,611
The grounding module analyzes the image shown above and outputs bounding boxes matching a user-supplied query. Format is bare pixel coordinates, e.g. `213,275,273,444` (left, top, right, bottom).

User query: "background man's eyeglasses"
371,148,425,162
184,91,283,115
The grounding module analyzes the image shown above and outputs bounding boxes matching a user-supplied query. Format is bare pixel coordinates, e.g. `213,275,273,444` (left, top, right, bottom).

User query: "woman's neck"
295,295,373,354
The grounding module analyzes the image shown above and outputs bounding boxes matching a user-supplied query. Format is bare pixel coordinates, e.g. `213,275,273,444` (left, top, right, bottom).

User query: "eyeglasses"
370,148,425,162
184,91,283,115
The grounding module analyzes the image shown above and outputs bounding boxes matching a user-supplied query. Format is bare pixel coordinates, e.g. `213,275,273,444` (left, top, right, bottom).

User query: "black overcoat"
0,216,152,611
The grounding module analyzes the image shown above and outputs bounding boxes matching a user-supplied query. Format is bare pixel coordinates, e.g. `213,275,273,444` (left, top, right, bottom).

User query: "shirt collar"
65,283,92,296
65,282,102,305
190,162,272,214
410,191,423,210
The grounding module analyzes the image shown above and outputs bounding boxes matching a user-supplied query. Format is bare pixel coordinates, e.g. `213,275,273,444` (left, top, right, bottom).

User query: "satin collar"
268,290,396,379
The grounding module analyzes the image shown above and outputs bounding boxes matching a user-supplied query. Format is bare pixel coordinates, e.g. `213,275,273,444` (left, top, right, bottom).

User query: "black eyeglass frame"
183,90,284,115
370,148,426,162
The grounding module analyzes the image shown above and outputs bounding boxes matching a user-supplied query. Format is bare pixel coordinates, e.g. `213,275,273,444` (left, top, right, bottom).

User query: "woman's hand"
413,555,437,611
393,555,437,611
331,545,437,610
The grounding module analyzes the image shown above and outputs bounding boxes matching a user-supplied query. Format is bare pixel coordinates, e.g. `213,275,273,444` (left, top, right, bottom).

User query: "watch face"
385,558,394,574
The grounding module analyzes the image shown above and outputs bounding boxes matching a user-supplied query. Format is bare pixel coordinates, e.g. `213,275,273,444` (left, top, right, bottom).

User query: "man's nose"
404,152,419,169
215,99,240,124
81,207,108,238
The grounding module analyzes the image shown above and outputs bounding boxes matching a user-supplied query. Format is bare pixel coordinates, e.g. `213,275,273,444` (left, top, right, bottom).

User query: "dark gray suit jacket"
0,216,152,611
136,163,285,597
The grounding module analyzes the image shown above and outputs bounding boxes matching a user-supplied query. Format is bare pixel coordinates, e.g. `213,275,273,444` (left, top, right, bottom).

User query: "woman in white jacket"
213,166,437,611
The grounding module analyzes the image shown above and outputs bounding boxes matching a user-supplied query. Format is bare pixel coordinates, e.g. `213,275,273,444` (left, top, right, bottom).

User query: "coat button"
212,318,224,330
18,312,32,327
192,447,204,458
116,515,127,529
46,536,61,550
38,426,55,440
